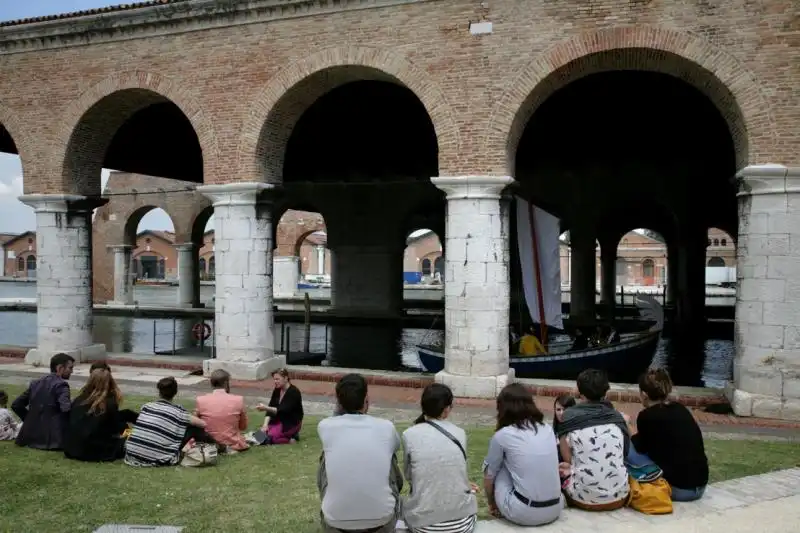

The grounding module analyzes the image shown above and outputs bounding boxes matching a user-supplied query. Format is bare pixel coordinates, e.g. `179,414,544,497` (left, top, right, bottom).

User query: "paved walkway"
473,468,800,532
2,363,800,440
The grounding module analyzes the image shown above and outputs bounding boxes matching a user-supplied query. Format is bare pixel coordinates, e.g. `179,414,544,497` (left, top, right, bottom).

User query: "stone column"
197,183,284,380
666,242,678,306
273,256,300,298
18,194,107,365
729,164,800,420
329,243,404,317
108,244,134,305
175,243,200,308
431,175,515,398
599,238,617,319
570,225,596,324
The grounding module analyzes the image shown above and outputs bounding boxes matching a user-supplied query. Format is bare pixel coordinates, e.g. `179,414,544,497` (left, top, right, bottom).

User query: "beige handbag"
180,442,218,467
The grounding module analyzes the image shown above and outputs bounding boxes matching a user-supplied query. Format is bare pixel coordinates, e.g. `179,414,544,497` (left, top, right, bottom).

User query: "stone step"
402,468,800,532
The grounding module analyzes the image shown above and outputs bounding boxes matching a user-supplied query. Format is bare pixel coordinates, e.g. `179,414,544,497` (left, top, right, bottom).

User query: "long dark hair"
414,383,454,424
496,383,544,432
551,394,576,435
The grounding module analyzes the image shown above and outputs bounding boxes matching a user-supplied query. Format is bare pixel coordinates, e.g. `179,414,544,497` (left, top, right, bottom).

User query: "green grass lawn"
1,384,799,533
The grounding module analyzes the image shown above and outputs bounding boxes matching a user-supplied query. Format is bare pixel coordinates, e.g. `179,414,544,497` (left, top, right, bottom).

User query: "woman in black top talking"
629,368,709,501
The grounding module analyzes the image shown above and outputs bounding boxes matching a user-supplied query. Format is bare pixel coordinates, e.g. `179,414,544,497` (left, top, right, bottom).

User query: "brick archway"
237,45,460,182
486,26,774,174
0,100,33,182
53,70,219,195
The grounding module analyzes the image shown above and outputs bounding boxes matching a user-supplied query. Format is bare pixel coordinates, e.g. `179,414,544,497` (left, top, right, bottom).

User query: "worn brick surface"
0,0,793,196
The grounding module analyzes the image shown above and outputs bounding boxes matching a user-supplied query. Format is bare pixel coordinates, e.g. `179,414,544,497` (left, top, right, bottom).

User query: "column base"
435,369,515,399
725,386,800,421
203,355,287,381
25,344,107,367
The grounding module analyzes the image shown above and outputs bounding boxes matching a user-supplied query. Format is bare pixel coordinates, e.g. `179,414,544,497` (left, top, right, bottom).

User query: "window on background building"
707,256,725,267
199,257,206,278
26,255,36,272
209,256,215,277
642,258,655,278
713,239,719,246
721,238,727,246
421,258,431,274
17,256,24,271
434,256,444,277
707,238,712,246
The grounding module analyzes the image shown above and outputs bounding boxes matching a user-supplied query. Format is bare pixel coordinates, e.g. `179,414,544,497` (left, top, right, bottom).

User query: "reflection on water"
0,282,734,387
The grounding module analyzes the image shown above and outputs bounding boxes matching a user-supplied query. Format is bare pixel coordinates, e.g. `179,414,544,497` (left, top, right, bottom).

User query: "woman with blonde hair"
64,367,139,462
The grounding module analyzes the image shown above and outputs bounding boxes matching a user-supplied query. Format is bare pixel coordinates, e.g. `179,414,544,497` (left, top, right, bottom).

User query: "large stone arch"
237,45,460,182
53,70,220,195
0,100,33,183
486,26,775,175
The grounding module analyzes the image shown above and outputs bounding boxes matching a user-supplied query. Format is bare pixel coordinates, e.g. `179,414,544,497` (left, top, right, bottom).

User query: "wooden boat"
417,294,664,382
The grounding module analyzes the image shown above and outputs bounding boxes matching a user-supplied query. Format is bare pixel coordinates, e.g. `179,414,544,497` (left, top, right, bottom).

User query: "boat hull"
417,332,660,383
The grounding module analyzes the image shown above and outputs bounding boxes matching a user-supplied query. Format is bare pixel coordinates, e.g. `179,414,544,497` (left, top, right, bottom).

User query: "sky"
0,1,182,235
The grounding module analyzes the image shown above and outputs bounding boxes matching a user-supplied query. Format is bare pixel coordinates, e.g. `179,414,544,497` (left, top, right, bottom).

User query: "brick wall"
0,0,793,199
1,232,36,278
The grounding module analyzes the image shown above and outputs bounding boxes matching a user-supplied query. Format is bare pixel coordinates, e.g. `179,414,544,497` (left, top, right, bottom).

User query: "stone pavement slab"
473,468,800,532
93,526,183,533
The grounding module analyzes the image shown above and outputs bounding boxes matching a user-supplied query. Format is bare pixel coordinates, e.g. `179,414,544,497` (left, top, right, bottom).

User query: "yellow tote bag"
627,476,673,515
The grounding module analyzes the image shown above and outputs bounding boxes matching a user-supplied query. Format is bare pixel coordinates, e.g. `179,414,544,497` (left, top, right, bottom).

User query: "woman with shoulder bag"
401,384,478,533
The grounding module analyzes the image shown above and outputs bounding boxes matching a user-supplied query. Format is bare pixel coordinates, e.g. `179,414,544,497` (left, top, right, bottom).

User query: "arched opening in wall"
615,229,668,288
191,206,215,282
275,209,329,288
0,124,34,286
706,227,736,287
404,228,443,285
63,89,204,197
514,52,739,386
264,67,438,185
126,207,176,282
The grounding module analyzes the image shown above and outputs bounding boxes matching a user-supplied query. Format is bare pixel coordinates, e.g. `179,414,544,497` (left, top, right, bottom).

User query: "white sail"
515,197,563,330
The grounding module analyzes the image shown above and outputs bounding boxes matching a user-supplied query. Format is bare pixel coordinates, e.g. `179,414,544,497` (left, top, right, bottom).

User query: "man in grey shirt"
317,374,403,532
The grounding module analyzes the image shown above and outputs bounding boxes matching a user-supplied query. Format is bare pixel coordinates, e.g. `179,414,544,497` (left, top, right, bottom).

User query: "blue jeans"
625,443,706,502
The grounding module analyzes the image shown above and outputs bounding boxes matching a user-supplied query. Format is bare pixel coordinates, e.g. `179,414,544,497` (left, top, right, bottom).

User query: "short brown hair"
639,368,673,401
496,383,544,432
209,369,231,388
272,368,289,379
157,377,178,401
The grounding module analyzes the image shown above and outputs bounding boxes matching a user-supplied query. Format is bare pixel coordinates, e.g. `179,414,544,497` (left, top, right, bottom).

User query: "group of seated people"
1,353,305,467
318,367,708,532
2,353,709,532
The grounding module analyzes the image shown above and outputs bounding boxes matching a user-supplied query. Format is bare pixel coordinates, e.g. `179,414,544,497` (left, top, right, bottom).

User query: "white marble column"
273,256,300,298
431,175,515,398
729,164,800,420
175,243,199,307
197,182,284,380
18,194,107,365
108,244,134,305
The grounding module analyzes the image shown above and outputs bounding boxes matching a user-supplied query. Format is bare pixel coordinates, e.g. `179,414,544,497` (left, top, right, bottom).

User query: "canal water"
0,282,733,388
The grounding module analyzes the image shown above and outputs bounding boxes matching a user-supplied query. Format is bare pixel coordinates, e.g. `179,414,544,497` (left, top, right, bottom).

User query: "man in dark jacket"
12,353,75,450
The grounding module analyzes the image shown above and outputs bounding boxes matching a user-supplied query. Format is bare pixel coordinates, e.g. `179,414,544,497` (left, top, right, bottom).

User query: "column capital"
18,194,108,213
196,182,278,206
174,242,195,252
431,176,515,200
736,164,800,197
107,244,133,253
